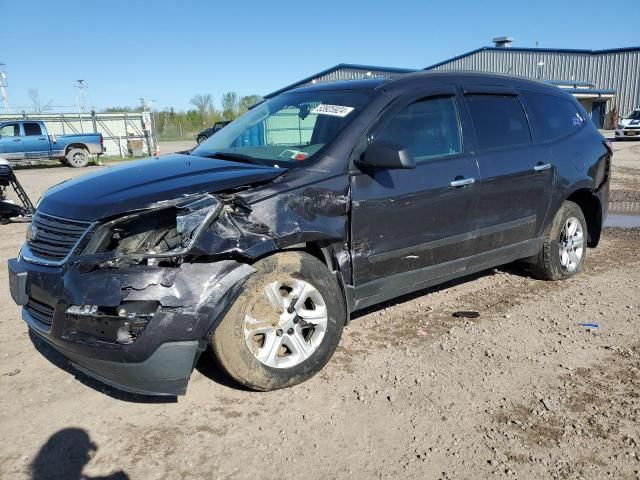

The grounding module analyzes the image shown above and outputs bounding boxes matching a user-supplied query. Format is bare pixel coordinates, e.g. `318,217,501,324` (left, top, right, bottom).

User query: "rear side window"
521,90,585,141
376,96,462,162
465,95,532,150
23,122,42,136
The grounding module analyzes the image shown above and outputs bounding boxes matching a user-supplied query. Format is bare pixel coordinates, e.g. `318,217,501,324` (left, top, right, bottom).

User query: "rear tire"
197,136,207,144
211,251,346,391
65,148,90,168
530,200,587,280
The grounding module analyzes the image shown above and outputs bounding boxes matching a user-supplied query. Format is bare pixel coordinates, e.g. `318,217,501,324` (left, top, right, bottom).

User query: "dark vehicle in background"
0,120,104,167
196,121,231,144
8,72,610,396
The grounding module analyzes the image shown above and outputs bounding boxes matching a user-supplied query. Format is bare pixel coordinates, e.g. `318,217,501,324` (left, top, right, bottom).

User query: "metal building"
425,41,640,128
267,40,639,129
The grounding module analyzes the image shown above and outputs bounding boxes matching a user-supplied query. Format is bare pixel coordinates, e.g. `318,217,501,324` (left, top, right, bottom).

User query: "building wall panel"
430,49,640,117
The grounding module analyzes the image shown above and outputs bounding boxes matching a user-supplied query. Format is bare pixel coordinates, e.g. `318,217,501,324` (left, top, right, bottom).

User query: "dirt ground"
1,139,640,480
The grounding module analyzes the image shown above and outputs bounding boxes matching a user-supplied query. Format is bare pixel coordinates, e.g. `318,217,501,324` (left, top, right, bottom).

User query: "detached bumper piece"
30,326,201,396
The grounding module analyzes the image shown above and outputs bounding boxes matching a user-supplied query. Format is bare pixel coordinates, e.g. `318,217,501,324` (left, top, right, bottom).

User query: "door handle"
449,177,475,187
13,139,21,142
38,137,47,141
534,163,552,171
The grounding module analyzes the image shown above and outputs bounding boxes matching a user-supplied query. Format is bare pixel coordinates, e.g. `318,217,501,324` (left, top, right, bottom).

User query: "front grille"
26,212,92,262
25,298,55,326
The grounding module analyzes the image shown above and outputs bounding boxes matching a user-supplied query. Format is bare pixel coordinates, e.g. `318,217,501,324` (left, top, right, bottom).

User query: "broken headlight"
82,195,222,258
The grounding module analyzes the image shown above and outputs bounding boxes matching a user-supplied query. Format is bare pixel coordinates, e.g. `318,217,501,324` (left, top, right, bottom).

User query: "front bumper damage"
8,171,352,396
8,256,255,395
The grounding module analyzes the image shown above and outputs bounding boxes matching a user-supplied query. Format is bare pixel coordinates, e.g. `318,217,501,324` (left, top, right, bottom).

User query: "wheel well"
302,243,333,270
65,143,89,155
248,242,335,272
301,242,353,321
566,189,603,247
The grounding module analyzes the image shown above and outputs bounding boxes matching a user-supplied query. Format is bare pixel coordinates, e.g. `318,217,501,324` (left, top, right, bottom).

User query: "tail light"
100,133,104,145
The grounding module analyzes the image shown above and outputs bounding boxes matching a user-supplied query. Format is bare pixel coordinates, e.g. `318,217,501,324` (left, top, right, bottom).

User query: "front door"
350,87,481,307
0,122,24,160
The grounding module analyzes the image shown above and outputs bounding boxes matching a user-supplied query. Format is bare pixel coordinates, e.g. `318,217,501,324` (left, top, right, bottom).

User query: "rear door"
350,86,481,306
21,122,50,159
463,87,554,254
0,122,24,160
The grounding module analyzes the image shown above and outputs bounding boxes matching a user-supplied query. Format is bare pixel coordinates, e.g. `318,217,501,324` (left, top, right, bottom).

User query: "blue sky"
1,0,637,112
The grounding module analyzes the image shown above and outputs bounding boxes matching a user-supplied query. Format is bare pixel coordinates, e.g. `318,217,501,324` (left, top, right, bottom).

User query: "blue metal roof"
560,88,616,96
545,80,597,88
265,63,417,98
283,78,388,94
424,46,640,70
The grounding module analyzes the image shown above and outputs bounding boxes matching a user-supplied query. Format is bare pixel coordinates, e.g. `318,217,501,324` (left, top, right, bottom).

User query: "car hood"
621,118,640,127
38,154,286,221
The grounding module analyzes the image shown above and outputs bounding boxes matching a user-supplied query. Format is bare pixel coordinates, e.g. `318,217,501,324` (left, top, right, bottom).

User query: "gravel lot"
1,139,639,480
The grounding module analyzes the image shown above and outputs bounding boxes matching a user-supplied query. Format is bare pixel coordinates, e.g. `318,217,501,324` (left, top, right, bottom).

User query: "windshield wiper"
207,151,260,164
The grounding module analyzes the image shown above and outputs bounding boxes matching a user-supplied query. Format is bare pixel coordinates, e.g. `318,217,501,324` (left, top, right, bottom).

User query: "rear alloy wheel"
558,216,585,273
65,147,90,168
530,200,587,280
211,251,345,391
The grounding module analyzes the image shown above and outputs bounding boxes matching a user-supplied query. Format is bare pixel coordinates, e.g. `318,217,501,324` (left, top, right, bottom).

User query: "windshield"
192,89,375,166
625,110,640,120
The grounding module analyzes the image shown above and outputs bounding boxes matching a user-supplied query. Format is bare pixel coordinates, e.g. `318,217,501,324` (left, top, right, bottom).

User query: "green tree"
238,94,263,114
190,94,213,126
101,106,141,113
221,92,239,120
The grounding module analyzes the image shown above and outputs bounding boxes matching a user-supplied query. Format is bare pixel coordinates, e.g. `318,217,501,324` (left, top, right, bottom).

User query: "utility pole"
139,97,158,156
75,79,86,112
0,63,10,113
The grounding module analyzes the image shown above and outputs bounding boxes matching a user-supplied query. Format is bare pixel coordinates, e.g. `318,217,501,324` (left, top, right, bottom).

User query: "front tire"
197,136,207,144
65,147,90,168
530,200,587,280
211,251,346,391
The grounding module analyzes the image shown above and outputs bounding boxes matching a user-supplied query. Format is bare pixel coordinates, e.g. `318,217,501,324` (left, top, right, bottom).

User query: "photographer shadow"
31,428,129,480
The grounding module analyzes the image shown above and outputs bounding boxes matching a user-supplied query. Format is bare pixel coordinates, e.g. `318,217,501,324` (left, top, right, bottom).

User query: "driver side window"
376,96,462,162
0,123,20,137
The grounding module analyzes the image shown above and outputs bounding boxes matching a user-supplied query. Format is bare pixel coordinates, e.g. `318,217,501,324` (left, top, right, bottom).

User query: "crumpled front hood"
38,154,286,221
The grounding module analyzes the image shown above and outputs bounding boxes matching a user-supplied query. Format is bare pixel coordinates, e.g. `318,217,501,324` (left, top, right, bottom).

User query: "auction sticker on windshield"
312,104,355,117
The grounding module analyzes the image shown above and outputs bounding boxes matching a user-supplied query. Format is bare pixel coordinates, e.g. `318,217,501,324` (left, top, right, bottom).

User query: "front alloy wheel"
244,278,328,369
212,251,345,391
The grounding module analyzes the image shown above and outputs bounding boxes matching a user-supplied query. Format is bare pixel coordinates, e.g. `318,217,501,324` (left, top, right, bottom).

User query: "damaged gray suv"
8,72,611,395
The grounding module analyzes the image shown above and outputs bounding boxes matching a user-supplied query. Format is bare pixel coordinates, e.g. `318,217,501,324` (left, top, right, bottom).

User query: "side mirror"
355,139,416,170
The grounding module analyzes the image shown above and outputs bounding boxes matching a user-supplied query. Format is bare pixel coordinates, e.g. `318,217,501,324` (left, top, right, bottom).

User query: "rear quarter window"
465,94,532,151
520,90,585,141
